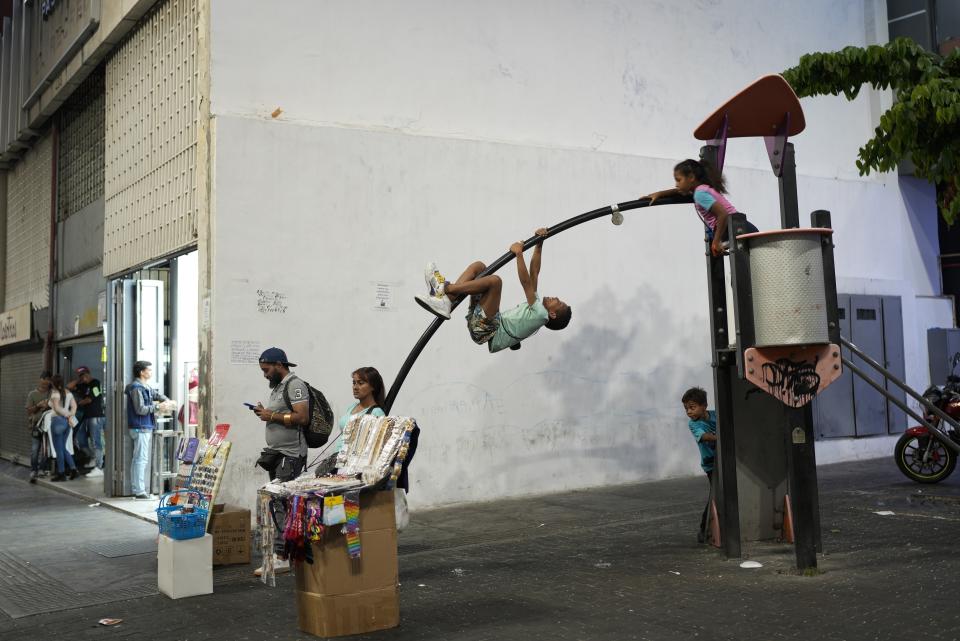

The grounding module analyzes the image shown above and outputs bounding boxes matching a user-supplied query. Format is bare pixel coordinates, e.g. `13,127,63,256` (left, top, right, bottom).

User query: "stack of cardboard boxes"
294,491,400,637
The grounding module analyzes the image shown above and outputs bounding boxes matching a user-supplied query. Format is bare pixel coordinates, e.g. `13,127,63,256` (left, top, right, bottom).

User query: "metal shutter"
0,349,44,462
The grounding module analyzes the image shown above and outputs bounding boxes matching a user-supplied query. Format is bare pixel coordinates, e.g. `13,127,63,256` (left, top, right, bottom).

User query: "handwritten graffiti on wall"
761,358,821,406
257,290,287,314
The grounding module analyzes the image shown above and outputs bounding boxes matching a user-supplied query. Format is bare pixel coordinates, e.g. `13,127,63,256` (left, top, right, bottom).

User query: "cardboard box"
208,503,251,566
296,586,399,637
356,490,397,531
294,491,399,636
157,533,213,599
295,528,398,596
295,491,397,596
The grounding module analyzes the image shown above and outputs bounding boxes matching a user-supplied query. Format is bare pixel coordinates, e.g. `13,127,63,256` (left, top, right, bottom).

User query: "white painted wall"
206,0,948,511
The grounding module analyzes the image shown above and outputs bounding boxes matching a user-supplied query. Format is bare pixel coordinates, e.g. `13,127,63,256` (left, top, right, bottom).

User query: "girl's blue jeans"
50,417,76,474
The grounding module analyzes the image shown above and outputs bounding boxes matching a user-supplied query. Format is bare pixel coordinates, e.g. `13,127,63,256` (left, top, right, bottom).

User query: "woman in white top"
48,374,79,481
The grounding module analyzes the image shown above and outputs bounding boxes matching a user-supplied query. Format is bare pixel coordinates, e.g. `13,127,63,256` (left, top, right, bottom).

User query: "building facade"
0,0,953,514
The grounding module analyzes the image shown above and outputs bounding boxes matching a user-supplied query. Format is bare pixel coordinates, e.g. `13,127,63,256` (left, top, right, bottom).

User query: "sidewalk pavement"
1,455,959,641
26,466,158,524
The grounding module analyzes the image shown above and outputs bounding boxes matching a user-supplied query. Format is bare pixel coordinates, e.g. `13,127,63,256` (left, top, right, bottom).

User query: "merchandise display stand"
155,425,234,598
257,415,417,637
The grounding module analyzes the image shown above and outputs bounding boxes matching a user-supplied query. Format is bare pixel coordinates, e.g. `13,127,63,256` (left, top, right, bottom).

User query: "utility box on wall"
928,328,960,384
813,294,906,439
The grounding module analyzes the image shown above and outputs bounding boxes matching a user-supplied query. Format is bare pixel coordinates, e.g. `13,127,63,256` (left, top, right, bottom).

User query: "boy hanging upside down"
415,228,572,352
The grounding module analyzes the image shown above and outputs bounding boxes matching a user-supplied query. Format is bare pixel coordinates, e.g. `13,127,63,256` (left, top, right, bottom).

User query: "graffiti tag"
761,358,821,406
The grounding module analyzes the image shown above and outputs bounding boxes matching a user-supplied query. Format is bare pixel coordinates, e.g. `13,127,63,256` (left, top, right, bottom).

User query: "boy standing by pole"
681,387,717,543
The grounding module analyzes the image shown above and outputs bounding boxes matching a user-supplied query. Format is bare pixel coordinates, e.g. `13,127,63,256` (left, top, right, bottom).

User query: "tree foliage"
783,38,960,224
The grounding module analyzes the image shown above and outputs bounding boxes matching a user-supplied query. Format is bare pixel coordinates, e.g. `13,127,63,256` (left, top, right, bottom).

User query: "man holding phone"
252,347,310,483
251,347,310,578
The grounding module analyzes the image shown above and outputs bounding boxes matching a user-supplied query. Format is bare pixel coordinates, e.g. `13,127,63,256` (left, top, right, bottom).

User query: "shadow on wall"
404,283,714,501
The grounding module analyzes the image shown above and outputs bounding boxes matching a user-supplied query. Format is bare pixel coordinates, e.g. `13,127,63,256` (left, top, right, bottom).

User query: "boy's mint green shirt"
489,295,549,353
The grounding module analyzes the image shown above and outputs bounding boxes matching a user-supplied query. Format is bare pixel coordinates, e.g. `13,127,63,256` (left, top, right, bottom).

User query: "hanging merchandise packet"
323,495,346,525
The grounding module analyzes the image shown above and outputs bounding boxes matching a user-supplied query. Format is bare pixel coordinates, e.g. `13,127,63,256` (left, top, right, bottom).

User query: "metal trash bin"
742,228,832,347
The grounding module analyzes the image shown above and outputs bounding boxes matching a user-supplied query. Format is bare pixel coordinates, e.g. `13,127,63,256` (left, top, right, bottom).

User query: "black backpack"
282,376,335,448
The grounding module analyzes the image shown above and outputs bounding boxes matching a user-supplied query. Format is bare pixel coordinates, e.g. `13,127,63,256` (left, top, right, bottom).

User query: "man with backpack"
252,347,312,578
253,347,310,483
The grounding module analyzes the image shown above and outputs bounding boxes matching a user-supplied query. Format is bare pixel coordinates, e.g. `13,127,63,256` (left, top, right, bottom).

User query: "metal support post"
779,143,800,228
727,213,755,379
812,210,840,345
784,404,820,567
703,141,741,559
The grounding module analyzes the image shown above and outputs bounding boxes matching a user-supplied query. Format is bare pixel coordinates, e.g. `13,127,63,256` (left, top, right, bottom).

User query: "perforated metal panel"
5,133,52,311
0,349,44,461
58,66,105,222
748,232,829,346
103,0,199,277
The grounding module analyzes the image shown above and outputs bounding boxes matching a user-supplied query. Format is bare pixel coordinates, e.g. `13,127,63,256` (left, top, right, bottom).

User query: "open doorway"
106,251,199,497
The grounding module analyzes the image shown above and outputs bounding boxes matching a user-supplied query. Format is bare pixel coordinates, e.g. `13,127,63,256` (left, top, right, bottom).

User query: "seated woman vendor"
335,367,387,451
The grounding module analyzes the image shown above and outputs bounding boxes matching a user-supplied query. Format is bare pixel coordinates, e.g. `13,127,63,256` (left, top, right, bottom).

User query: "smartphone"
243,402,257,410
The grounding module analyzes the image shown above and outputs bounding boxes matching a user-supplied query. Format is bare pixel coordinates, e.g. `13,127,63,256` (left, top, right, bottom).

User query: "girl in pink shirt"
646,159,757,257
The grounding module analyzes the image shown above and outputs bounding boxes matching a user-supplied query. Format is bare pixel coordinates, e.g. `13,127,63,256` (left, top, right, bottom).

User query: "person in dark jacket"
125,360,170,499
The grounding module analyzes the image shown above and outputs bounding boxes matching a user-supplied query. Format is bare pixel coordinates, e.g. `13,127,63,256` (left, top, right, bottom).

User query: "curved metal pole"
383,193,693,413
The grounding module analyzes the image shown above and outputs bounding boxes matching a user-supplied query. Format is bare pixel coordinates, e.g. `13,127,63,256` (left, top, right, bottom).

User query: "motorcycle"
894,371,960,483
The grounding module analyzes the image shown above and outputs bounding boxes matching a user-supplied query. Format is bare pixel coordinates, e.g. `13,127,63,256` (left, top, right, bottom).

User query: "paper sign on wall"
230,340,260,364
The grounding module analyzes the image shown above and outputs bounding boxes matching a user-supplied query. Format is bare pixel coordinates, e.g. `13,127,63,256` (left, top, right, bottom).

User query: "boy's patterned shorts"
466,297,500,345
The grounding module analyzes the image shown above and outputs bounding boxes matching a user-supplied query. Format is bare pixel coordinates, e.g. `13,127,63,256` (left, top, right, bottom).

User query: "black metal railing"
840,336,960,453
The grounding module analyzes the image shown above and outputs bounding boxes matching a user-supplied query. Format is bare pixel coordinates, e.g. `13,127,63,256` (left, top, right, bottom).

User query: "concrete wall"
205,0,946,510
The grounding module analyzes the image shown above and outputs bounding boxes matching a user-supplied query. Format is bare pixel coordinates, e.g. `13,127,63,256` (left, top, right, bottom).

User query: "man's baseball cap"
259,347,297,367
75,366,90,375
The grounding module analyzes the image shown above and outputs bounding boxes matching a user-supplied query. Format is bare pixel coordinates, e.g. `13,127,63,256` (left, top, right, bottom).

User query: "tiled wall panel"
104,0,198,276
59,67,106,222
5,133,52,310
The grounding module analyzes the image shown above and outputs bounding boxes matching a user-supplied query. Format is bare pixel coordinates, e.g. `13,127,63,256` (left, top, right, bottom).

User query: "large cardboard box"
295,528,398,595
295,586,400,637
208,503,251,566
295,491,399,637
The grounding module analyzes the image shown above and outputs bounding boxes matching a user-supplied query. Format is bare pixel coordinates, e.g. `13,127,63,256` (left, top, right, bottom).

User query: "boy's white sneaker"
415,293,452,320
424,262,446,297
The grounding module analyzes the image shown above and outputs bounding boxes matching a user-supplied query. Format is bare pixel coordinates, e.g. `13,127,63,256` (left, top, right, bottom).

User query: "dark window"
856,308,877,321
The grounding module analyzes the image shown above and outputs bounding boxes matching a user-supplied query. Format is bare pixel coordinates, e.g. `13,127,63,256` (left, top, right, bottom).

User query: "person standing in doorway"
125,360,170,499
69,366,106,478
26,371,52,483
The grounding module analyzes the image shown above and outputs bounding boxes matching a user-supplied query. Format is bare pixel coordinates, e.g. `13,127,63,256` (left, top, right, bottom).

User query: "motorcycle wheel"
895,432,957,483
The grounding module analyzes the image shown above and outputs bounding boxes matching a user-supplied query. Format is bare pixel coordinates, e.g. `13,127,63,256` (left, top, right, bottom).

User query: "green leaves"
784,38,960,224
